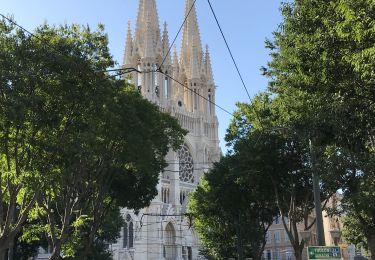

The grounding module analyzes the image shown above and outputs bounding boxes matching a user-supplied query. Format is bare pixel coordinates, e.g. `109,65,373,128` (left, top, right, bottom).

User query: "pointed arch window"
193,89,198,110
208,89,212,115
129,222,134,248
164,223,176,259
164,76,169,98
153,64,159,95
123,214,134,249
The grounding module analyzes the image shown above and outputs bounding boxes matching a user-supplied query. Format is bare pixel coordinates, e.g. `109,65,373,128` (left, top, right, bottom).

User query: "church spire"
190,36,201,79
205,45,214,84
173,44,179,69
134,0,161,58
144,14,154,58
162,22,171,66
180,0,203,78
123,21,133,66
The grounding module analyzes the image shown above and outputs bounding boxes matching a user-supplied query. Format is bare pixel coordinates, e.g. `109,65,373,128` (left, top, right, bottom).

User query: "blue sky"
2,0,283,152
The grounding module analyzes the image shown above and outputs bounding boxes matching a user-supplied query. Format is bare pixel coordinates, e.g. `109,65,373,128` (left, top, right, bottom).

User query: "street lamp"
330,230,341,246
299,230,312,246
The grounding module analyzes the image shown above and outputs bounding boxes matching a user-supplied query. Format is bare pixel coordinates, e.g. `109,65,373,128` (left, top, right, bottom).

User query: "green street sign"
308,246,342,260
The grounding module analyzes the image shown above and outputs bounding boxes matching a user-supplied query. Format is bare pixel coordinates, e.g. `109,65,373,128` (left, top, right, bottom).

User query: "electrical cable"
205,0,252,102
159,70,234,117
0,13,131,81
97,67,234,117
205,0,270,135
158,0,198,71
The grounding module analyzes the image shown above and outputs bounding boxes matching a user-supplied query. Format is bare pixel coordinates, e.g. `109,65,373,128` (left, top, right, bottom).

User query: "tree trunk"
367,231,375,260
293,246,303,260
0,238,10,257
49,244,62,260
81,238,93,260
7,240,14,260
0,249,6,260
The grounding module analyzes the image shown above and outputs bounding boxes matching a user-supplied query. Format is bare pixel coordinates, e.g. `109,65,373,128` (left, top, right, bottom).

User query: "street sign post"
308,246,342,260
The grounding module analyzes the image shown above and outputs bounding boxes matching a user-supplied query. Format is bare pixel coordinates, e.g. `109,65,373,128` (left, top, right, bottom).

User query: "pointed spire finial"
180,0,203,77
144,12,154,58
123,20,133,66
162,21,171,65
134,0,161,58
205,44,214,84
190,35,201,79
173,44,179,66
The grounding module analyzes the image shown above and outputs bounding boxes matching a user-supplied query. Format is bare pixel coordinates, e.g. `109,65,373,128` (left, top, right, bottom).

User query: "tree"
0,18,186,259
342,213,368,252
225,94,338,260
264,0,375,257
189,155,277,260
0,18,60,259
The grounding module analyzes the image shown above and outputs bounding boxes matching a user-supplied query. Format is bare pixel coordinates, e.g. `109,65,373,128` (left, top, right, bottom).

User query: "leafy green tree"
342,213,368,251
0,18,186,260
23,24,184,260
0,18,61,259
226,94,338,260
264,0,375,257
189,155,277,260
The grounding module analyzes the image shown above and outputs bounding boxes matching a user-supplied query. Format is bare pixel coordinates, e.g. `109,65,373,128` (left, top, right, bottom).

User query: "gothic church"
112,0,221,259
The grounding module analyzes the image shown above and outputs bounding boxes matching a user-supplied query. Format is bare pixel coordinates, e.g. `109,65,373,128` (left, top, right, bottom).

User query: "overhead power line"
99,67,234,116
205,1,270,134
206,0,252,102
0,13,121,80
158,70,234,117
0,13,234,117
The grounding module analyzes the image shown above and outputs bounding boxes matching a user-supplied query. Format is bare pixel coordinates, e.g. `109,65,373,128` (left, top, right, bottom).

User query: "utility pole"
309,139,326,246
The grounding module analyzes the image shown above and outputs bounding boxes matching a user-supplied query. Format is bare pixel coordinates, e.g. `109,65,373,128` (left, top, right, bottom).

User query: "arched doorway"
164,223,176,260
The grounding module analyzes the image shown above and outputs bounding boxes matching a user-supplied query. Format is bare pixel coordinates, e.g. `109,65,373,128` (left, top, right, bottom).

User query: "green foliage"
224,91,340,260
264,0,375,256
0,16,186,259
342,213,367,250
189,154,277,260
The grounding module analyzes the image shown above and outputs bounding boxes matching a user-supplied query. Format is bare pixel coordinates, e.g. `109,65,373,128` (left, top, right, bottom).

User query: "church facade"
111,0,221,259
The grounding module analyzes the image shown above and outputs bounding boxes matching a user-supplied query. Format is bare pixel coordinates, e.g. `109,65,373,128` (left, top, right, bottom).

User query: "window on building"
129,222,134,248
164,76,169,98
188,246,192,260
208,93,212,115
177,144,194,183
285,231,289,241
123,224,128,248
266,250,272,260
137,63,142,91
123,214,134,249
275,249,281,260
182,246,187,260
286,248,293,260
193,88,199,110
266,231,272,243
274,231,281,243
162,187,170,204
180,190,188,205
153,64,158,92
265,232,270,244
164,223,176,259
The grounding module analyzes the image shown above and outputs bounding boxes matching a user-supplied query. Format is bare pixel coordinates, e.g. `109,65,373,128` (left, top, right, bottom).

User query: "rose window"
177,145,194,183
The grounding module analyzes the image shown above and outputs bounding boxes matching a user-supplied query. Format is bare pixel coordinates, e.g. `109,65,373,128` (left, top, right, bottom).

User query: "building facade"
263,194,348,260
112,0,221,259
